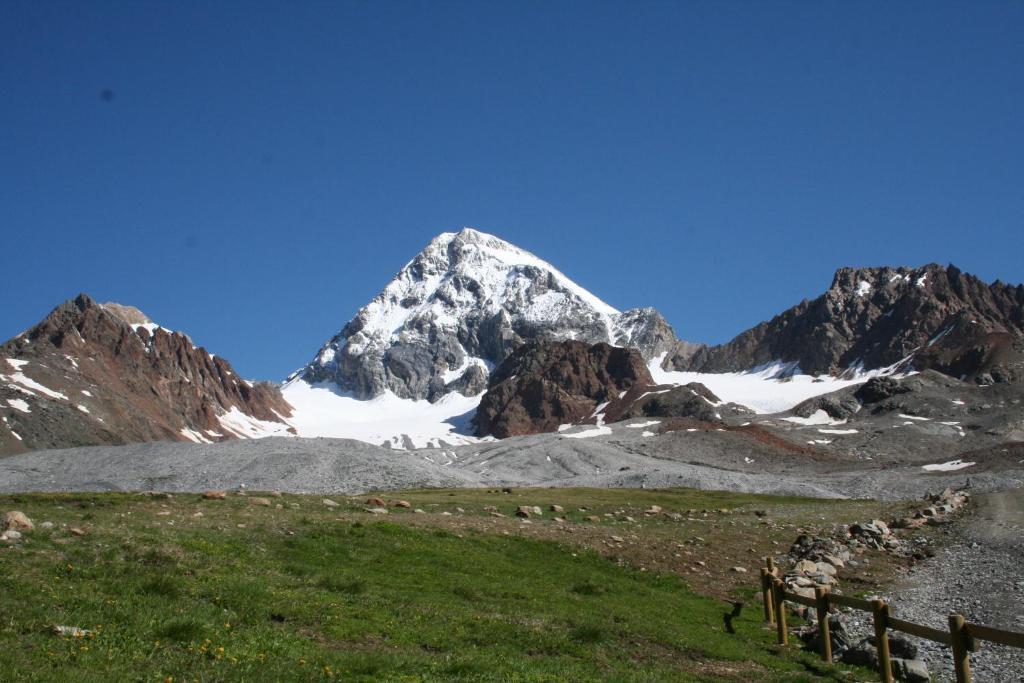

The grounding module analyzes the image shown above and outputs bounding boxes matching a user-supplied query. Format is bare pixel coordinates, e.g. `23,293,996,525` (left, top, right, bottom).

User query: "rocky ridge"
0,294,292,456
671,263,1024,382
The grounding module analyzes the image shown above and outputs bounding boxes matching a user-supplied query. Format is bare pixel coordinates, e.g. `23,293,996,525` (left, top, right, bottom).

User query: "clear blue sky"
2,1,1022,380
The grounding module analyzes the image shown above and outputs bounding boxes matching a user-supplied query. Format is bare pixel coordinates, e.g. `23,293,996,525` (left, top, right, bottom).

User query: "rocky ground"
878,489,1024,682
2,426,1022,501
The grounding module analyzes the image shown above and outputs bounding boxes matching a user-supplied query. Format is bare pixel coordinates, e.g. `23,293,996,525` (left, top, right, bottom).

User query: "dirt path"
883,489,1024,682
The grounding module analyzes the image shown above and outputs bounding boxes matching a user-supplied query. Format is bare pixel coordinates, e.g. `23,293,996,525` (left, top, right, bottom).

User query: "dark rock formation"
669,264,1024,383
0,294,292,456
473,340,653,438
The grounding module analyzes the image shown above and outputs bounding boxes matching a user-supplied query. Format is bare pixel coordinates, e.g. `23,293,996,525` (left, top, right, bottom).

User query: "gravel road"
879,490,1024,682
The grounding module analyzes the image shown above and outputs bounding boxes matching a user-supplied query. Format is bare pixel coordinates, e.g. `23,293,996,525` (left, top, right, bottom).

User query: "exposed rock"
3,511,33,532
474,340,654,438
0,294,293,456
202,491,227,500
250,497,272,507
366,497,386,507
295,229,682,403
393,500,412,509
668,264,1024,382
322,498,339,508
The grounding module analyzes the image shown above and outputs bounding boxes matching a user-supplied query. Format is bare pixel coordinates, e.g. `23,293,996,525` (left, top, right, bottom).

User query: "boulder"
202,491,227,500
3,511,33,532
250,497,272,507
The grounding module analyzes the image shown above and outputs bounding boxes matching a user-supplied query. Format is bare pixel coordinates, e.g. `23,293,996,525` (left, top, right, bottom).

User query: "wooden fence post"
871,599,893,683
815,587,832,664
773,578,788,645
948,614,973,683
761,567,775,624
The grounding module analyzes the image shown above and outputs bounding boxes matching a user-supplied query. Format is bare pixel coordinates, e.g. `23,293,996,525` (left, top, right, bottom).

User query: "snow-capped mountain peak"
291,228,679,404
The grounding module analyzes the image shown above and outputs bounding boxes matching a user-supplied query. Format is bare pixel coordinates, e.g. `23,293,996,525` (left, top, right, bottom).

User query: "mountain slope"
670,264,1024,382
0,294,292,455
290,228,679,403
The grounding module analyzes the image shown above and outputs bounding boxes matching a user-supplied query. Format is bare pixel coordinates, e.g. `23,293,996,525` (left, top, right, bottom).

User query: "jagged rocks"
474,340,653,438
668,263,1024,382
0,294,293,456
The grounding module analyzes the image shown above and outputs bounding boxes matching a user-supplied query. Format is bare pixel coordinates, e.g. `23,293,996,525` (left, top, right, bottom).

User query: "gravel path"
880,490,1024,682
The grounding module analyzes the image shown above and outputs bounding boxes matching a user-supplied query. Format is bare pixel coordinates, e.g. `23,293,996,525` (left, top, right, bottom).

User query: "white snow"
818,428,858,435
648,355,897,414
922,460,975,472
898,414,931,421
81,390,92,397
855,281,872,297
76,404,90,414
179,427,212,444
218,406,296,440
625,420,661,429
951,399,965,406
10,430,21,441
782,410,844,426
562,425,613,439
1,361,69,401
916,274,928,288
7,399,30,413
282,378,480,449
641,431,656,437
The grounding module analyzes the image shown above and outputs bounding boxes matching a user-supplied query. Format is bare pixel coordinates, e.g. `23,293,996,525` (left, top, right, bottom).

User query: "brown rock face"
473,340,653,438
670,264,1024,382
0,294,293,455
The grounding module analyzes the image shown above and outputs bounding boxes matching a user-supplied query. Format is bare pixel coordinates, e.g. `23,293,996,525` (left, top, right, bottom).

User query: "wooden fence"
759,558,1024,683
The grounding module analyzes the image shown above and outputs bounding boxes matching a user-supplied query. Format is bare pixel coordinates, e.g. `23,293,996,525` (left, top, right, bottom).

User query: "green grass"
0,491,881,681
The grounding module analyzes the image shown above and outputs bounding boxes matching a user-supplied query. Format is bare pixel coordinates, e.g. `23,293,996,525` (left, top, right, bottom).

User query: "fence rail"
759,559,1024,683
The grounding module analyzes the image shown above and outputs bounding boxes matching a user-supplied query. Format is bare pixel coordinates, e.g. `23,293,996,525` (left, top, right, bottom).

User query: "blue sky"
2,1,1022,380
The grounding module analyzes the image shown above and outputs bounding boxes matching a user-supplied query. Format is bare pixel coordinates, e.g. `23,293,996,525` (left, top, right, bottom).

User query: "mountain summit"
292,228,679,402
0,294,293,455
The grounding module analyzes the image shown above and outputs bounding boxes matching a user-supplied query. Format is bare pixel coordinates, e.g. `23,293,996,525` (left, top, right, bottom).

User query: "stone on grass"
366,497,386,507
250,497,272,507
393,500,412,509
3,511,34,532
202,491,227,500
549,504,564,513
365,507,388,515
322,499,339,508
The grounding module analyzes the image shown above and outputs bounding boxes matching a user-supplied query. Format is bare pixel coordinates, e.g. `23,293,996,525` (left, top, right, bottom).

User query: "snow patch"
782,410,845,426
625,420,661,429
282,378,479,449
7,399,30,413
648,354,898,414
922,460,975,472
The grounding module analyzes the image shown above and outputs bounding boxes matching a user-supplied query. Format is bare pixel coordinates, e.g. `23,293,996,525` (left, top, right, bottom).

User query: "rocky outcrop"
669,264,1024,382
473,340,653,438
294,228,681,402
0,294,292,455
604,383,753,424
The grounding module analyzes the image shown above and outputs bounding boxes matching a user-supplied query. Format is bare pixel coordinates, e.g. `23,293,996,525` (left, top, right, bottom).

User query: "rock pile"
892,487,970,530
